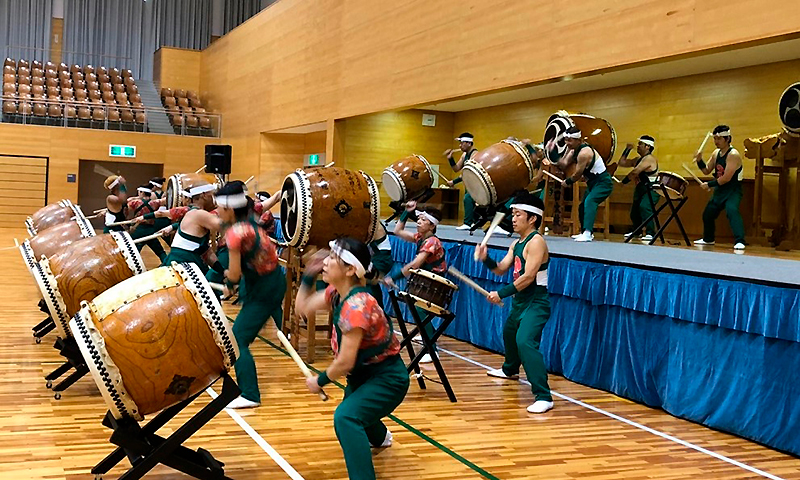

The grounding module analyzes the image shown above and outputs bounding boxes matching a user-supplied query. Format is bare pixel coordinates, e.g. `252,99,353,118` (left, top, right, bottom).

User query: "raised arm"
294,252,330,319
474,241,515,276
617,143,638,168
393,202,417,242
694,149,717,175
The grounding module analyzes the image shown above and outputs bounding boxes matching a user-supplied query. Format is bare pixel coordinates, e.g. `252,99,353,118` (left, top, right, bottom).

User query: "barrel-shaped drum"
70,263,238,420
19,215,96,277
405,268,458,315
25,199,85,236
33,232,145,339
280,166,380,248
656,171,688,200
382,154,434,202
779,82,800,134
462,140,534,206
165,172,224,209
543,112,616,167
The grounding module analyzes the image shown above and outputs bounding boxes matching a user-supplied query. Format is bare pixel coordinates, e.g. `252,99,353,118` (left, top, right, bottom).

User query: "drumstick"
195,166,205,174
697,132,713,155
106,218,137,227
276,330,329,401
93,164,116,178
434,169,450,184
611,176,621,184
681,163,704,185
474,212,505,260
13,238,19,247
542,169,565,185
244,175,254,186
324,161,335,168
448,266,491,299
132,231,166,244
93,207,107,214
83,212,104,219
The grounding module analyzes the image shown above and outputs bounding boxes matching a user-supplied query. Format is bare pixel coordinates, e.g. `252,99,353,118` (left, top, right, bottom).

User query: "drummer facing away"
445,132,479,230
474,190,553,414
692,125,746,250
618,135,659,242
103,175,128,233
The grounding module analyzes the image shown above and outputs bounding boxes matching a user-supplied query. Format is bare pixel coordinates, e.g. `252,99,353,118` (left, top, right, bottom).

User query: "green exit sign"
109,145,136,158
308,154,320,165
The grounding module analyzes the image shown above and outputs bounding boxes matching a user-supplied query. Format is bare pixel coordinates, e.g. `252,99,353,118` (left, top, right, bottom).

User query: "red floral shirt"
128,198,163,224
413,233,447,273
225,222,278,275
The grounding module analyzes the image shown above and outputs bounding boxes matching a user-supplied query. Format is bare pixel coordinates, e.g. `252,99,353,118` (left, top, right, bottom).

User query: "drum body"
462,140,534,206
656,171,688,200
33,232,145,338
25,199,84,236
405,268,458,315
281,167,380,248
382,155,434,202
70,263,238,420
19,215,96,277
543,112,616,171
779,82,800,134
165,173,224,209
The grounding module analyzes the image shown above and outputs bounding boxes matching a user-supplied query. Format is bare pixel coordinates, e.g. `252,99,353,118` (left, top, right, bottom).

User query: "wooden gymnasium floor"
2,227,800,480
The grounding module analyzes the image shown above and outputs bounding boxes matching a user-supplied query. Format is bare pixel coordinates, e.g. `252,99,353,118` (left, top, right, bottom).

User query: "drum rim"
110,231,146,275
408,268,458,288
34,256,71,338
779,82,800,133
361,170,380,244
501,139,535,182
24,217,35,236
381,167,406,202
399,291,450,316
656,185,685,199
282,169,312,247
658,171,687,182
414,154,435,183
19,240,37,274
462,160,495,206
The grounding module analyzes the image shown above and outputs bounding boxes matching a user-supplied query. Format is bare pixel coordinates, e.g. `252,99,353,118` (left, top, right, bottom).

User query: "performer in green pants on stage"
475,190,554,414
127,185,167,262
618,135,659,241
297,237,408,480
445,132,479,230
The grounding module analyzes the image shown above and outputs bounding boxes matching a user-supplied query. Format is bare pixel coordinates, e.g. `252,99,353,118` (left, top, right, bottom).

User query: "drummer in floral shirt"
390,200,447,362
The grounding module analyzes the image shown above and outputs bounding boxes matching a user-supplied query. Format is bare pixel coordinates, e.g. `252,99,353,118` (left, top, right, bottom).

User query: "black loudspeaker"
205,145,232,174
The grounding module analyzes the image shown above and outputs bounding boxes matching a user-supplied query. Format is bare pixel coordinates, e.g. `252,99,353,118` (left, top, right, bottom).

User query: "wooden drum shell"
19,216,96,277
656,171,688,200
26,199,84,236
70,263,238,420
165,173,224,209
404,268,458,315
381,154,434,202
462,140,533,206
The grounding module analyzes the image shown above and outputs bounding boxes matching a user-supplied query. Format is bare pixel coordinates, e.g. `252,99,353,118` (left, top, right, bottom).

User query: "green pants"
630,183,660,235
131,224,167,262
206,248,230,300
162,247,208,274
463,191,476,226
334,355,409,480
233,268,286,403
703,186,745,244
579,174,614,233
501,287,552,402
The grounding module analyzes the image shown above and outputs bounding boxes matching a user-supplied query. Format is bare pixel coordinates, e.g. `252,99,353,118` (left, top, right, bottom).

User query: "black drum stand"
32,298,55,343
45,335,89,398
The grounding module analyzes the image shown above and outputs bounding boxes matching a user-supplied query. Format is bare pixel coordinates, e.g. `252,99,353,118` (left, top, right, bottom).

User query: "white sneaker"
693,239,714,245
487,368,519,380
419,353,433,363
226,395,260,409
734,243,745,250
573,231,593,242
380,429,393,447
641,234,653,242
526,400,554,414
456,224,470,230
492,226,510,236
623,231,637,239
571,233,581,239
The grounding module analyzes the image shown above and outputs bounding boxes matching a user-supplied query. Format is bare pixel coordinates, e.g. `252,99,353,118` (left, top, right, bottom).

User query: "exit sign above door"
109,145,136,158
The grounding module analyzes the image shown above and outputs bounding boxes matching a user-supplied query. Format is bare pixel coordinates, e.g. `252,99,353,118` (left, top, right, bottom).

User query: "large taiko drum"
70,263,238,420
280,166,380,248
25,199,85,236
543,112,616,168
382,155,435,202
165,172,225,209
779,82,800,134
462,140,534,206
19,215,96,277
33,232,145,339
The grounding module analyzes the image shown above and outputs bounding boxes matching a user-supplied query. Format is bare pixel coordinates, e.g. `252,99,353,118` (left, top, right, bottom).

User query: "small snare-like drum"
382,155,435,202
25,199,85,236
165,172,225,209
281,166,380,248
33,232,145,339
19,215,96,277
404,268,458,315
462,140,534,206
656,171,688,200
70,263,238,420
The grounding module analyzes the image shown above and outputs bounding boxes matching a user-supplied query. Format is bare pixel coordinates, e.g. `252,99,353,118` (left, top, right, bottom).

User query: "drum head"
462,163,493,206
381,169,405,202
543,114,573,162
166,175,179,209
779,82,800,133
280,171,309,247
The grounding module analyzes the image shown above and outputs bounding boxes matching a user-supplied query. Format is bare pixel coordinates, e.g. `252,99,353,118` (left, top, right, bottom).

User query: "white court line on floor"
431,344,785,480
206,387,305,480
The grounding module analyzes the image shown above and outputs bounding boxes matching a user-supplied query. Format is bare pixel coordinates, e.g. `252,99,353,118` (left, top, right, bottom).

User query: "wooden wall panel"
50,18,63,64
154,47,202,93
258,131,328,208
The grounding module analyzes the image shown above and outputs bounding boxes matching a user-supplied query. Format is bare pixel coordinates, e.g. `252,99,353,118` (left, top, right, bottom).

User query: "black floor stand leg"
91,373,241,480
33,299,56,343
389,290,426,390
45,336,88,397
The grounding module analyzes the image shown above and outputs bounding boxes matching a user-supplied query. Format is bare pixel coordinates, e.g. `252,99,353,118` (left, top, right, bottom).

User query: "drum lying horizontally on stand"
655,171,688,200
165,173,225,209
543,112,617,167
280,166,380,248
382,154,435,202
70,263,238,421
19,215,96,278
462,139,534,206
404,268,458,315
25,199,85,236
33,232,145,339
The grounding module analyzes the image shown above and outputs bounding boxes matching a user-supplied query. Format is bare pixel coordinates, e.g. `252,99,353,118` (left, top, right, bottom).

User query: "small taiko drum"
543,112,617,168
656,171,688,200
281,166,380,248
382,155,435,202
404,269,458,315
462,140,534,206
25,199,85,236
19,215,96,277
70,263,238,420
165,172,225,209
33,232,145,339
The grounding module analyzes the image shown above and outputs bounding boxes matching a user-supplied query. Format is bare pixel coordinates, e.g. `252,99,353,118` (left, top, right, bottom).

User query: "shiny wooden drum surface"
543,112,616,168
19,215,96,277
382,154,434,202
462,140,534,206
165,172,224,209
70,263,238,420
656,171,688,200
280,166,380,248
25,199,85,236
404,268,458,315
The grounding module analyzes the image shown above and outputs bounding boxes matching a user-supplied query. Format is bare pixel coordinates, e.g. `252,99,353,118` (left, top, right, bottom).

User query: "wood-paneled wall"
153,47,202,93
259,131,327,207
50,18,63,64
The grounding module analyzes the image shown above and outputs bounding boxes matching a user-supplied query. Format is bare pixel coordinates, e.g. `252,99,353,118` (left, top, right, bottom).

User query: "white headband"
639,138,655,147
137,187,152,194
149,181,162,188
215,192,248,209
455,136,474,142
257,194,269,202
416,210,439,226
181,183,217,198
329,241,367,278
714,130,731,137
107,177,120,190
563,131,582,139
510,204,543,216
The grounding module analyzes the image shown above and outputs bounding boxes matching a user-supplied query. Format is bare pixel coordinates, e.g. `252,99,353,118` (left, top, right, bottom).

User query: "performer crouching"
474,190,553,414
296,238,409,480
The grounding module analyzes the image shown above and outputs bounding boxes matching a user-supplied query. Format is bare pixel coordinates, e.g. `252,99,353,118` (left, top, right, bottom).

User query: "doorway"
78,160,163,229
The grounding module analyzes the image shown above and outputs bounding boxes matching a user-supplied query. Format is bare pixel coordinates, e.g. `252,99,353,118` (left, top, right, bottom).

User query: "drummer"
365,221,393,308
296,238,408,480
474,190,553,414
692,125,746,250
149,177,166,199
206,180,250,294
618,135,659,241
127,185,167,262
215,182,286,409
390,201,446,363
253,191,277,236
445,133,479,230
103,175,128,233
549,126,614,242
